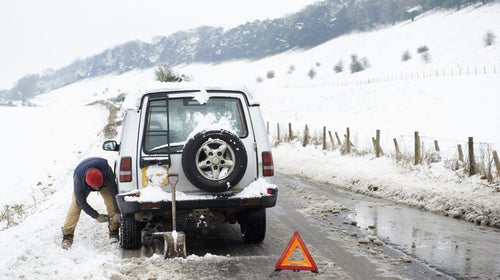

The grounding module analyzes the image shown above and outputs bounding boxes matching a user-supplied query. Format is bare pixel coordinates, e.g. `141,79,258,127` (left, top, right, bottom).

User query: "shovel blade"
164,231,187,258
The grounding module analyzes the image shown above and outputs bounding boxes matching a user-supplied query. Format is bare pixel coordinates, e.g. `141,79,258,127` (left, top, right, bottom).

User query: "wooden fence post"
302,124,310,147
414,131,421,165
468,137,475,176
393,138,400,159
457,144,464,162
288,123,293,140
328,131,335,150
277,123,280,142
434,140,440,152
493,151,500,177
346,127,351,154
375,129,382,157
335,132,342,145
266,121,269,135
322,126,327,150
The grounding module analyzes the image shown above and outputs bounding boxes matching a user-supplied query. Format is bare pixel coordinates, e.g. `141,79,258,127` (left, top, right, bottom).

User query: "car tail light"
262,151,274,177
267,188,277,195
119,156,133,182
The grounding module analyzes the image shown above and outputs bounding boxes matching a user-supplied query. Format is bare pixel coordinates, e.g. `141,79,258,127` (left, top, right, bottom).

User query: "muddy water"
345,199,500,280
301,177,500,280
276,174,500,280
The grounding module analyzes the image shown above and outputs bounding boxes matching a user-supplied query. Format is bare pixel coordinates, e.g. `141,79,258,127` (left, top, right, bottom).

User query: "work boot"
61,234,73,250
109,230,119,244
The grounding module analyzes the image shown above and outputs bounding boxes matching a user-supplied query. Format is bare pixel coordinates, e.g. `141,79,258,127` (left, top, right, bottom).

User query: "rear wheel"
240,208,266,243
120,214,145,249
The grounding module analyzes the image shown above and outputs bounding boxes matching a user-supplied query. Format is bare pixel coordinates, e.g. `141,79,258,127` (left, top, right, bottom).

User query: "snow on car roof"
129,83,260,109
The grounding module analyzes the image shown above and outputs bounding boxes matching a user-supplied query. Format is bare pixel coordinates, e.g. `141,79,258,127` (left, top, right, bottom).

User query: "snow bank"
273,142,499,227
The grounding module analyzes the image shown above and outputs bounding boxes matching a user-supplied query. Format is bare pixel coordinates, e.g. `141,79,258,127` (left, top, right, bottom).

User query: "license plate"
141,165,169,187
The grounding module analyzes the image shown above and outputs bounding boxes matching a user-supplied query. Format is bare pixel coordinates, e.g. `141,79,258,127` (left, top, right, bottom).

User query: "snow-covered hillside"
1,3,499,278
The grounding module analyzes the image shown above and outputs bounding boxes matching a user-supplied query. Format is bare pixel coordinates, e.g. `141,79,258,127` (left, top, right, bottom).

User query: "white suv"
103,85,278,250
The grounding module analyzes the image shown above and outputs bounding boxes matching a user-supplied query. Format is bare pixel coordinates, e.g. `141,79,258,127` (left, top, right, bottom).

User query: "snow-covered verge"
0,2,499,278
273,142,499,227
0,105,108,230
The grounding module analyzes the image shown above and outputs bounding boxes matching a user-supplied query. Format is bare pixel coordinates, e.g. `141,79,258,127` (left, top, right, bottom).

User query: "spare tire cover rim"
195,138,236,180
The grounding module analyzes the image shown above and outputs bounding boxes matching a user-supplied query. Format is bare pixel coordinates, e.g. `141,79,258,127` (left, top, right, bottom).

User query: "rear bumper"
116,192,278,214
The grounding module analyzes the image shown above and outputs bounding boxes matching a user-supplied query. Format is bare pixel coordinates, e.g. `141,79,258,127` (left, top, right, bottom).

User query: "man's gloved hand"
112,213,121,223
96,214,109,223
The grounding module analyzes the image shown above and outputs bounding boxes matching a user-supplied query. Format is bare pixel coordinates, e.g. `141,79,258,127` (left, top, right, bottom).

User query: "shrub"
334,60,344,73
350,54,369,73
267,70,275,79
0,203,26,230
361,57,370,68
401,50,412,61
256,77,263,83
420,51,432,64
415,45,431,64
350,55,363,73
417,45,429,54
308,68,317,79
155,64,190,82
287,65,295,74
483,30,496,47
109,93,126,103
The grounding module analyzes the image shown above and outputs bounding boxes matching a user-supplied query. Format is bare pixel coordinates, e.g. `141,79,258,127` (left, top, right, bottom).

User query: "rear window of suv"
143,97,248,154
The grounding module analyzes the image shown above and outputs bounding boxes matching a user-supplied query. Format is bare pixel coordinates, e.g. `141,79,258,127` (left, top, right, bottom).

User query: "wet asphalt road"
279,173,500,280
120,173,499,279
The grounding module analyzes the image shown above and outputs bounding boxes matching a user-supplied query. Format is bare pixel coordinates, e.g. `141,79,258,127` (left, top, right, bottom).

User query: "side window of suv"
143,97,248,154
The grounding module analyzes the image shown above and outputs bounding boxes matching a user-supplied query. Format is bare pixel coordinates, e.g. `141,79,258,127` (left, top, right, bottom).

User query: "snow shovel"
164,173,187,258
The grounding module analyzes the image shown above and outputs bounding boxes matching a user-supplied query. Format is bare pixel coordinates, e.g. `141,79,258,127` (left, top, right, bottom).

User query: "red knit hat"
85,169,104,189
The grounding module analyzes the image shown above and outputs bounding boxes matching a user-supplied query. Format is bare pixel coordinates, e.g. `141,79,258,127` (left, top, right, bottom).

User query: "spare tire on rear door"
182,130,247,192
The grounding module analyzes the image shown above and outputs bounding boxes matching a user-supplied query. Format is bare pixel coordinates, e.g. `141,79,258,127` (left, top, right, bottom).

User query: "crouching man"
61,157,120,249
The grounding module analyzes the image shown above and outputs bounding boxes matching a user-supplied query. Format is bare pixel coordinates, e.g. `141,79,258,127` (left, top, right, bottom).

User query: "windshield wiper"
150,142,185,152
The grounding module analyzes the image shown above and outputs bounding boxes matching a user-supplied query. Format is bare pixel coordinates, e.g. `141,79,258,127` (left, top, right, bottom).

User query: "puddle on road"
282,175,499,279
344,197,500,279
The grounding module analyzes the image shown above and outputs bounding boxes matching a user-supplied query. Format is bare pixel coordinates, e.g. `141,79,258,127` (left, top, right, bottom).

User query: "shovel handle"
168,173,179,232
168,173,179,189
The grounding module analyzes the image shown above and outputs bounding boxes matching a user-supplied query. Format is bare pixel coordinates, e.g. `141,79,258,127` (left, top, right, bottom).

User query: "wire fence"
255,64,500,89
268,122,500,183
261,64,500,182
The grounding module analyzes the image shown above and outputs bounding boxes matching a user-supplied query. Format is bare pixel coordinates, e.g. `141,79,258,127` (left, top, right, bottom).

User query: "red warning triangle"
275,231,318,272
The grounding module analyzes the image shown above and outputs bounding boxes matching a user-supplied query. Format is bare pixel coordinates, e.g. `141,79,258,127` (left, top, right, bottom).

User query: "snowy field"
1,3,499,278
0,106,107,206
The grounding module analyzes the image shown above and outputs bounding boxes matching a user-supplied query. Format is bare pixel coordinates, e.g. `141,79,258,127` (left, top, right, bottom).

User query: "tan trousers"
62,186,119,236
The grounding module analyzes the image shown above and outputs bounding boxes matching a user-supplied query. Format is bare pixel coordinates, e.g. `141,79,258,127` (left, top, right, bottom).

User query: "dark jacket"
73,157,119,218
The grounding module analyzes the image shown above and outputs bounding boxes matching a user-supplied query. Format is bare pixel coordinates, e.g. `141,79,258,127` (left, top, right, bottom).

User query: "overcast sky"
0,0,318,89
